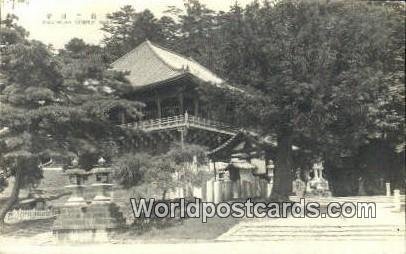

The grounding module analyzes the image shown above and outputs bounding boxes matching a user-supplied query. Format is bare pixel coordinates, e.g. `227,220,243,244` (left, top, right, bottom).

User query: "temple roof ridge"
145,40,188,73
145,40,224,84
111,40,225,89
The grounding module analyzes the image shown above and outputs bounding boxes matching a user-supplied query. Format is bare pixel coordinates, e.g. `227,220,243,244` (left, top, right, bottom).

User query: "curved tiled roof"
111,40,224,88
207,132,244,157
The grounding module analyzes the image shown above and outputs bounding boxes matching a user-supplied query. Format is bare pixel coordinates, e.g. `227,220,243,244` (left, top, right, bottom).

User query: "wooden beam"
156,95,162,119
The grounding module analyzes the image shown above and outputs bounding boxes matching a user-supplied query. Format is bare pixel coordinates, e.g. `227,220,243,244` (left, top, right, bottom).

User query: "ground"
0,215,242,244
0,236,404,254
113,215,243,242
0,196,405,254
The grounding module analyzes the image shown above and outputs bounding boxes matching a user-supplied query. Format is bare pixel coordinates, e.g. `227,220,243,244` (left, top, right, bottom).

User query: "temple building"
111,40,251,157
111,40,270,199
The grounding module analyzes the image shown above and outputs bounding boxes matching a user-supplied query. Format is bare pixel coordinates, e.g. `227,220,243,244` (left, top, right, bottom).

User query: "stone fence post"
385,182,391,196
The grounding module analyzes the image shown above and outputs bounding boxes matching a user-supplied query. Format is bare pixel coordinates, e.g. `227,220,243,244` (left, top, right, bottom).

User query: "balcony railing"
123,113,239,136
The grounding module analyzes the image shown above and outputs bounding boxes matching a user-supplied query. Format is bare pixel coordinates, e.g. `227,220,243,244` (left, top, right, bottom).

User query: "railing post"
185,111,189,127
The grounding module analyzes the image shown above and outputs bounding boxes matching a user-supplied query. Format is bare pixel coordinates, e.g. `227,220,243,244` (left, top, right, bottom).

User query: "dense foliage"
0,15,144,227
113,143,208,199
100,0,404,199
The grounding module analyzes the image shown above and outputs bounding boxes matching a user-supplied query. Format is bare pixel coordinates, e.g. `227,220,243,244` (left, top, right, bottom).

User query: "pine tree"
0,16,144,228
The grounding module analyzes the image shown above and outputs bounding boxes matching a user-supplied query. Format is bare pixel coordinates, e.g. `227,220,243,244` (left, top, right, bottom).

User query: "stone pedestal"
92,183,113,203
65,185,87,206
305,162,332,197
305,179,332,197
53,203,125,242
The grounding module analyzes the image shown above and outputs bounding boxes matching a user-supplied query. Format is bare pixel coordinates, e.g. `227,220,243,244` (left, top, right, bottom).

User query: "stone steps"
217,223,405,241
217,196,405,242
289,195,405,212
290,195,405,203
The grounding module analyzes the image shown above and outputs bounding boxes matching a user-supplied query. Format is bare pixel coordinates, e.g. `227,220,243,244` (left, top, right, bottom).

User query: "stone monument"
305,162,332,197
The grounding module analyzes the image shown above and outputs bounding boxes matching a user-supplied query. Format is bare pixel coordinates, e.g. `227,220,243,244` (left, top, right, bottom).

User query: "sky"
1,0,255,49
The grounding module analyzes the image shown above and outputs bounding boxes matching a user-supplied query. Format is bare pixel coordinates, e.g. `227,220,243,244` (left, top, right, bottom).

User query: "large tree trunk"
0,169,22,232
270,132,293,202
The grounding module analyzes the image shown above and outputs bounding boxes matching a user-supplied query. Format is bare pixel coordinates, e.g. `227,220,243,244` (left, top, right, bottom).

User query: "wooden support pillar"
178,93,184,115
179,128,185,150
156,95,162,119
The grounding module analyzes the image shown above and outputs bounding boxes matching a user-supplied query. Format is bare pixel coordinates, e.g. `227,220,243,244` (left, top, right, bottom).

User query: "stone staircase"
217,222,405,241
217,196,405,242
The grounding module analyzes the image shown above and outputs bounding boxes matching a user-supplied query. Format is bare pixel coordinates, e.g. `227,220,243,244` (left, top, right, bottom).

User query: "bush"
112,153,152,188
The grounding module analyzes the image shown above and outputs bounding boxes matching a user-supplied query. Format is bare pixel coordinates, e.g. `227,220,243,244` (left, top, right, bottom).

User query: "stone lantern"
91,157,114,203
53,158,90,240
226,153,257,199
64,158,89,206
53,157,125,242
